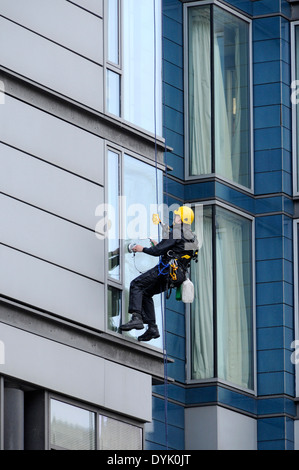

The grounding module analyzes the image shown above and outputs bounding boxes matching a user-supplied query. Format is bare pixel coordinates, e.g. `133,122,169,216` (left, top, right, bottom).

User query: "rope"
153,0,169,450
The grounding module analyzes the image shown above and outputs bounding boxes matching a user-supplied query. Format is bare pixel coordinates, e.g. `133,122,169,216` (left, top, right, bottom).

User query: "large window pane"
214,8,250,188
190,205,214,379
99,415,142,450
190,205,253,390
123,154,163,346
188,5,212,176
108,150,120,280
216,207,253,390
107,69,120,116
107,0,119,65
108,286,121,332
187,5,251,188
123,0,162,134
50,399,96,450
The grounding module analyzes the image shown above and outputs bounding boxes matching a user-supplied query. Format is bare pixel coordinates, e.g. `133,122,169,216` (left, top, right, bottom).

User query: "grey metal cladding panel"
0,95,104,185
0,195,104,282
68,0,103,18
0,143,103,231
0,245,105,330
0,0,103,64
0,323,152,421
0,17,103,111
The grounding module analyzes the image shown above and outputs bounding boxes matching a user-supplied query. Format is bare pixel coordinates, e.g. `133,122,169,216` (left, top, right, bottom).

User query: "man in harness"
120,206,198,342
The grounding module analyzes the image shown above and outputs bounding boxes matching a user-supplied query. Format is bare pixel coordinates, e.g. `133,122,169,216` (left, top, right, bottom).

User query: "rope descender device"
169,259,178,282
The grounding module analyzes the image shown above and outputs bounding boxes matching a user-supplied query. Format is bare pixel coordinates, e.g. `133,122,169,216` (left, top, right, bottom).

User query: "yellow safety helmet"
174,206,194,225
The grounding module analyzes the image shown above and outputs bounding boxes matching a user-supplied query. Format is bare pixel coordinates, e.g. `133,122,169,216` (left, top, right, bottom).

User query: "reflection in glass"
188,5,211,176
190,206,253,390
216,207,253,390
50,399,95,450
123,0,162,134
188,5,250,188
99,415,142,450
108,0,119,65
190,206,214,380
107,69,120,116
214,7,250,187
108,150,120,280
123,154,163,347
108,286,122,332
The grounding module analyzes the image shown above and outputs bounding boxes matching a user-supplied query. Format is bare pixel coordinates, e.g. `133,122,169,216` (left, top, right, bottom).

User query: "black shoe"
120,313,144,331
138,324,160,342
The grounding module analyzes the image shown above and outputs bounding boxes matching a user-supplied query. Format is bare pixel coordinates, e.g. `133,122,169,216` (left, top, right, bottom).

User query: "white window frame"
186,200,256,395
103,0,163,137
183,0,254,193
104,141,165,348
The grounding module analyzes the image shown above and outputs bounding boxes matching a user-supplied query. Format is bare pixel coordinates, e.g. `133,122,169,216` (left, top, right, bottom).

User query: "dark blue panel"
253,39,281,63
253,61,281,85
254,127,282,152
163,38,183,67
253,17,281,42
167,357,185,382
255,171,282,194
257,371,285,395
163,128,184,157
255,214,283,238
256,259,283,283
257,326,284,350
258,396,296,417
255,196,283,214
215,183,254,213
255,148,282,173
163,14,183,46
163,60,183,90
152,396,185,428
256,281,285,305
256,237,283,260
218,387,256,415
167,332,185,361
223,0,252,15
258,349,284,373
163,82,184,113
253,0,280,16
164,106,184,136
184,181,215,201
163,0,183,23
254,83,281,106
254,105,281,129
258,417,287,442
185,385,217,405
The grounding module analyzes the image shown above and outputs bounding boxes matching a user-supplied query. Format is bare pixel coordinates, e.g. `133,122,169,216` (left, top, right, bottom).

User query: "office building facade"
1,0,299,451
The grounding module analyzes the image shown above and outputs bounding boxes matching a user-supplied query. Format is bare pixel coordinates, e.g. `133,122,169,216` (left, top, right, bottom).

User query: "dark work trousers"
128,263,185,325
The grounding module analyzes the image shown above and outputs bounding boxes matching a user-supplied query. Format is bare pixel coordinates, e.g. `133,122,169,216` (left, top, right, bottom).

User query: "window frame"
104,141,165,347
103,0,163,136
183,0,254,193
48,393,144,450
186,200,256,395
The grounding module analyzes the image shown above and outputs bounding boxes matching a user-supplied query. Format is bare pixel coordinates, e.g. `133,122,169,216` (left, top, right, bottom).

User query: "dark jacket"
143,224,198,266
